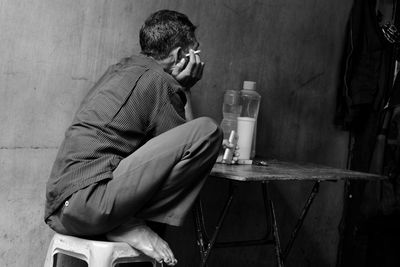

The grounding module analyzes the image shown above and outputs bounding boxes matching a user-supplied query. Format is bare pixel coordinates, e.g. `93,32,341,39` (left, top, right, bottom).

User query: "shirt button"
65,201,69,207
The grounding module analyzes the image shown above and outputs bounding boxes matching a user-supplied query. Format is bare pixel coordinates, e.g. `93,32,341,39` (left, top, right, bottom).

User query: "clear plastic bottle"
237,81,261,160
220,90,241,140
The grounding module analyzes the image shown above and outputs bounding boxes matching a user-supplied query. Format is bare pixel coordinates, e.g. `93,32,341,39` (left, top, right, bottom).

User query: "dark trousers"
47,117,222,236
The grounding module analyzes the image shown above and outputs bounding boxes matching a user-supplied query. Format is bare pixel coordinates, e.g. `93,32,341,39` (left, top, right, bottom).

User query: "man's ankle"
111,217,145,233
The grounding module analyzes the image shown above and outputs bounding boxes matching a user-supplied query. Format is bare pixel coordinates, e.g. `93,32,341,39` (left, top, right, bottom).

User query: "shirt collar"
126,54,184,94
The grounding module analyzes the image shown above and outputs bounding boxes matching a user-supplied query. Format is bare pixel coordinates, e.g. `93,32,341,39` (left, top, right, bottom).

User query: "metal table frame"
194,180,319,267
193,161,384,267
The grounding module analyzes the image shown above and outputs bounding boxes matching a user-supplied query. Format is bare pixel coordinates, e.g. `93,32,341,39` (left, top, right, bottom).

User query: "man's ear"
169,47,182,64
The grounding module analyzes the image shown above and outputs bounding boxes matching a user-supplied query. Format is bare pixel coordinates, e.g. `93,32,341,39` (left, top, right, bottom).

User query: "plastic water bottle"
220,90,241,140
237,81,261,160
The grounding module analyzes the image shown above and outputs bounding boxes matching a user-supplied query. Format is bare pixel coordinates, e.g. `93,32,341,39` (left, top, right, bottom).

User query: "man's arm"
184,90,194,121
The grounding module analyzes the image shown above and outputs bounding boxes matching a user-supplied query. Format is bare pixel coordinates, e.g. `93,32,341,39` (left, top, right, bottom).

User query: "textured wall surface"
0,0,352,266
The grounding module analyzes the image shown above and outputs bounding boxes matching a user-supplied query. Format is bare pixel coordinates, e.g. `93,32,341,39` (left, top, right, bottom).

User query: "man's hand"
171,49,204,89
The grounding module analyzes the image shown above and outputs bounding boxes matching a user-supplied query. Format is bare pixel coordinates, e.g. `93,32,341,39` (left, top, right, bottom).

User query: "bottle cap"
243,81,256,90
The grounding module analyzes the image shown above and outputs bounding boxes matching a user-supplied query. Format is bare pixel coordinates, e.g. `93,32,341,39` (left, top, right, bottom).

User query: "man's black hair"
140,10,197,60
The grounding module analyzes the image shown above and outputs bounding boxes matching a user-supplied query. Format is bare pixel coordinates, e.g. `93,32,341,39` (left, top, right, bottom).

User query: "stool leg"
88,247,112,267
112,257,159,267
43,252,55,267
43,237,55,267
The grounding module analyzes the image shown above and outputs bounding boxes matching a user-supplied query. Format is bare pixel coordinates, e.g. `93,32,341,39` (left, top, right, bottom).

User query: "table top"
210,160,386,182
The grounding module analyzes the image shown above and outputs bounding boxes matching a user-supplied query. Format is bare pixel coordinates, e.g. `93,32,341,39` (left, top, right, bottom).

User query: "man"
44,10,223,265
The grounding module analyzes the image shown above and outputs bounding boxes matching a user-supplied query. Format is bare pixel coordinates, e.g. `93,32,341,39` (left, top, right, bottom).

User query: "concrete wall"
0,0,352,266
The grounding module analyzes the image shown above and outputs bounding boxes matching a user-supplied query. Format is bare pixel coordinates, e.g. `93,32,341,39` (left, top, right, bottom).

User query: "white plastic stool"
44,233,159,267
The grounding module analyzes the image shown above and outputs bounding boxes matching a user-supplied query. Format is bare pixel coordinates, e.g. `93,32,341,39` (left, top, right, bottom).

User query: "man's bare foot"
106,223,177,266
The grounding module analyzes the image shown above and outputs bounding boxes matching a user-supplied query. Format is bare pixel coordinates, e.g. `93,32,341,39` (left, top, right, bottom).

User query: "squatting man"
44,9,236,265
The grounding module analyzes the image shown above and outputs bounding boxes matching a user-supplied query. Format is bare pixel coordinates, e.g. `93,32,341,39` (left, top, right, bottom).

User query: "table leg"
194,199,208,263
264,182,285,267
194,182,237,267
196,180,318,267
283,181,320,260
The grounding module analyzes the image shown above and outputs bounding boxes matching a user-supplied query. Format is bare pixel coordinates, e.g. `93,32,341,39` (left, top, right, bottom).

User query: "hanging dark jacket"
335,0,388,129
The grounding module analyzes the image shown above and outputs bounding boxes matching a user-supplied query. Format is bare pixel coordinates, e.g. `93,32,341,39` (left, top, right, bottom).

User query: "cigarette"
185,50,201,57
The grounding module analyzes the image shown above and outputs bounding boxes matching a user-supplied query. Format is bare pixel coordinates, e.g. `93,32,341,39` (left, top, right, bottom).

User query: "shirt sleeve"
128,70,186,137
